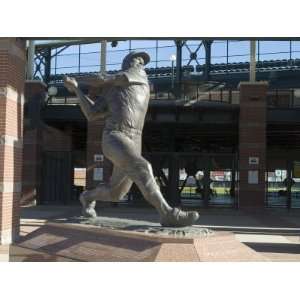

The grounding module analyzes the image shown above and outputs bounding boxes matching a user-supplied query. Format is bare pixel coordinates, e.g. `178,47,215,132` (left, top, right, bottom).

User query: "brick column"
85,87,112,189
0,38,26,244
22,81,46,205
238,82,268,209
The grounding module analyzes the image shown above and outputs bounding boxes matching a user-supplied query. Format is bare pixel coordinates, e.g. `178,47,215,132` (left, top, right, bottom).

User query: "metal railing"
45,86,300,109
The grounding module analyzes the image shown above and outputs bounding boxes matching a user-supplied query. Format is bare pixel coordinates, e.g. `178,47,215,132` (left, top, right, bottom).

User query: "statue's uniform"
83,67,160,205
78,51,199,227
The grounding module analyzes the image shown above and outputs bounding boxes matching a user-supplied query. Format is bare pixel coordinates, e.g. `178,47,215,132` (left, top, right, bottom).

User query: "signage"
248,170,259,184
94,154,104,162
93,168,103,181
293,161,300,178
249,157,259,165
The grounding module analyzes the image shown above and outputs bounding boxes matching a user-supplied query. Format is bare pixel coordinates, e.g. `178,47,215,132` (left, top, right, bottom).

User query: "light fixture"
48,86,58,97
111,41,118,48
170,54,176,89
170,54,176,62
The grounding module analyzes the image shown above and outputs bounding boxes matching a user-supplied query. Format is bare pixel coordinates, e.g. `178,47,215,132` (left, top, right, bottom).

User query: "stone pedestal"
238,82,268,209
0,38,26,244
17,221,268,262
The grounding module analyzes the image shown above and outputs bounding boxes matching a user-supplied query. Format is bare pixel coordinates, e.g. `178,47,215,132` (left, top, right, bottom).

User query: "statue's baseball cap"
123,51,150,65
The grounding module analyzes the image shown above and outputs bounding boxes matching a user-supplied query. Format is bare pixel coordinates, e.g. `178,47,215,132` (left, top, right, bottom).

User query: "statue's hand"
63,75,78,92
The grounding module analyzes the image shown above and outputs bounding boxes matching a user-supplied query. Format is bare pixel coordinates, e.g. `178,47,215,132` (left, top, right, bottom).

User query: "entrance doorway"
142,152,237,208
267,155,300,208
40,151,73,205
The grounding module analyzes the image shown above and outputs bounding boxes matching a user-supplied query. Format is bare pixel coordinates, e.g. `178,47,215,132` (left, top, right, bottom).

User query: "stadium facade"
1,38,300,244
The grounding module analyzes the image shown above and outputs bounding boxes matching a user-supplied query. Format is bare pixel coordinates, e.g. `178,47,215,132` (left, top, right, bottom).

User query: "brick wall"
238,82,268,209
0,38,26,244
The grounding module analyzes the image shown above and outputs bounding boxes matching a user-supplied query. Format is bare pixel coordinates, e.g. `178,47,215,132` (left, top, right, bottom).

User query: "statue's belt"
104,124,142,136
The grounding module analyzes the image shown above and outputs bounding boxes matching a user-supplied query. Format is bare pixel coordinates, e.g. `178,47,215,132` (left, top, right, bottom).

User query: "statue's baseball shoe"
160,208,199,227
80,191,97,218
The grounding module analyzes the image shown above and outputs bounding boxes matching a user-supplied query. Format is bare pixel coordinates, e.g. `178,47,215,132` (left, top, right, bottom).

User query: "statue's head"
121,51,150,70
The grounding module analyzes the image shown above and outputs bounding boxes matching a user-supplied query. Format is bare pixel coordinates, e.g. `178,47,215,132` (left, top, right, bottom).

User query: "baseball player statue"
64,51,199,227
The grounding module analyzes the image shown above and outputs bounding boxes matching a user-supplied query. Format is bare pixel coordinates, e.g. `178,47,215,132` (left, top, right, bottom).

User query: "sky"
36,39,300,75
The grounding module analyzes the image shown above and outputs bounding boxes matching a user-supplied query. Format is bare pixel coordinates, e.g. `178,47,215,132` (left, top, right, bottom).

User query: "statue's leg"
102,131,199,227
80,166,133,217
82,166,132,203
110,168,133,202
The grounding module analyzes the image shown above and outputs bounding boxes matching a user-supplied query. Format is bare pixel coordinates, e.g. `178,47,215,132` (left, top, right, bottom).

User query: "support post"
26,40,35,80
203,157,211,208
167,154,181,207
238,81,268,209
44,47,51,84
100,40,107,73
175,40,183,98
203,40,212,81
250,40,256,82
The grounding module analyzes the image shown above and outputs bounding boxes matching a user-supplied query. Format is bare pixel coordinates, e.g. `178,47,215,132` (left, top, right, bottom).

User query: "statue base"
18,216,268,261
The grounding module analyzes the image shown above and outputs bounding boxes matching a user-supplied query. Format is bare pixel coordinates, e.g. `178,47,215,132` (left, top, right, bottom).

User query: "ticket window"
291,161,300,208
267,169,288,207
209,170,235,206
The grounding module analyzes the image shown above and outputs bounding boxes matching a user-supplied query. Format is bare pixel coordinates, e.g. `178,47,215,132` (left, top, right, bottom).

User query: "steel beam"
175,40,183,97
44,47,51,84
250,40,256,82
100,40,107,73
27,40,35,80
203,40,212,81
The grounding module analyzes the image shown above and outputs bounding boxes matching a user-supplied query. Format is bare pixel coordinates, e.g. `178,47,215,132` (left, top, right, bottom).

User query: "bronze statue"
64,51,199,227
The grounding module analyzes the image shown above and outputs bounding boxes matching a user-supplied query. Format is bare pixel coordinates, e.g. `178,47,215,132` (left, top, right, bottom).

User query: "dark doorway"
40,151,73,205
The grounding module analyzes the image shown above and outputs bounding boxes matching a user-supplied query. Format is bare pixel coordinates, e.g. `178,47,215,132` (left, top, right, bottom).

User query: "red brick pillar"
22,81,46,205
86,119,112,189
238,82,268,209
0,38,26,244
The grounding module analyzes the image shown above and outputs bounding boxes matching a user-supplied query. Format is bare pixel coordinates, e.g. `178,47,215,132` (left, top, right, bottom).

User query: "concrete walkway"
1,205,300,261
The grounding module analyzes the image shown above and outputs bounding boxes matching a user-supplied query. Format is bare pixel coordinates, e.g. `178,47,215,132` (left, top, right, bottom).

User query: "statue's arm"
97,73,130,86
64,76,108,121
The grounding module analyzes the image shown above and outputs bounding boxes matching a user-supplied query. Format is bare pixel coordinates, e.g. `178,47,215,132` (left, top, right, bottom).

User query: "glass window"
131,40,156,49
145,61,157,68
259,52,290,60
79,65,100,73
157,40,175,47
292,41,300,52
228,41,250,63
259,41,290,54
228,40,250,56
80,42,100,53
107,50,128,65
258,41,290,60
56,54,79,69
211,40,227,64
80,53,100,67
55,67,79,74
58,45,79,55
106,63,121,71
291,41,300,59
157,46,176,66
